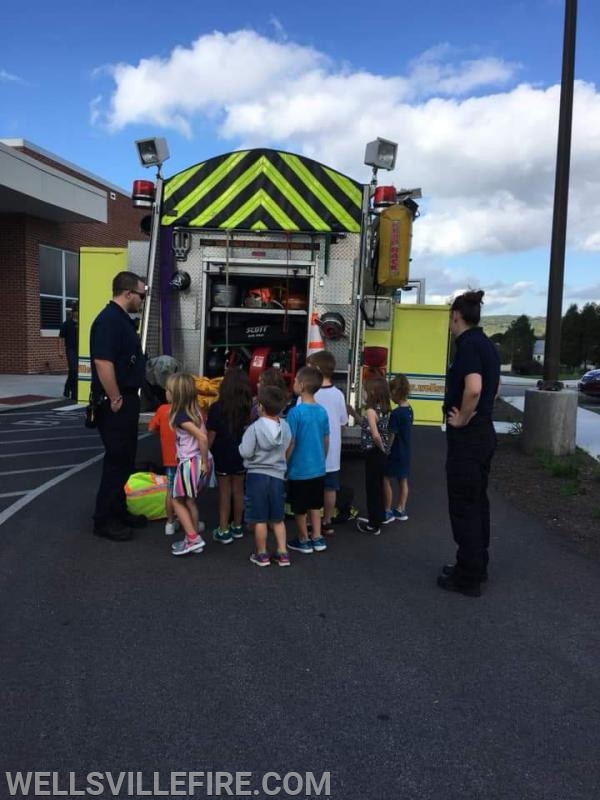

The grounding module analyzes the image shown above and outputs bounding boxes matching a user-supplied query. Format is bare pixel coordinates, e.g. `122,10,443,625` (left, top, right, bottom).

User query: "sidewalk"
501,376,579,389
502,393,600,460
0,373,67,410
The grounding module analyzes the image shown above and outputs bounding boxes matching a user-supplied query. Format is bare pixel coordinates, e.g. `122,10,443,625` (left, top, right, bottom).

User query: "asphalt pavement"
0,378,599,799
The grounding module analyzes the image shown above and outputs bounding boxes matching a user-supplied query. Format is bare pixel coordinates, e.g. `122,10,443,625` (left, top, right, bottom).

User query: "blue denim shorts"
165,466,176,494
244,473,286,523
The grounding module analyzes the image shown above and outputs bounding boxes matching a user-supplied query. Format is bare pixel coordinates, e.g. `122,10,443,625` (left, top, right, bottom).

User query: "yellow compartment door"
77,247,128,403
389,304,450,426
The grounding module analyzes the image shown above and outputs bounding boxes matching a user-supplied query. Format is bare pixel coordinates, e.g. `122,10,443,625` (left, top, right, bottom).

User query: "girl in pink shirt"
166,373,213,556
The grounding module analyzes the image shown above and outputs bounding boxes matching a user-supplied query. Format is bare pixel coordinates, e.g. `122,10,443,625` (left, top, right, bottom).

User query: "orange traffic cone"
308,312,325,354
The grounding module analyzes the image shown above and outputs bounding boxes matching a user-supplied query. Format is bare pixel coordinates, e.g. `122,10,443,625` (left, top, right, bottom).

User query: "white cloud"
565,284,600,302
407,44,519,97
423,264,535,311
0,68,24,83
98,31,326,137
268,16,287,40
92,29,600,306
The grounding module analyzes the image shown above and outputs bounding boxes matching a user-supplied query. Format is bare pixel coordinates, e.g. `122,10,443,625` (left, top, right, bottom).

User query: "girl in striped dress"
167,373,213,556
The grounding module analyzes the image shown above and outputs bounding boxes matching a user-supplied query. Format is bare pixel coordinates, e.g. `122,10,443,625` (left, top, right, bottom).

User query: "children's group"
148,350,413,566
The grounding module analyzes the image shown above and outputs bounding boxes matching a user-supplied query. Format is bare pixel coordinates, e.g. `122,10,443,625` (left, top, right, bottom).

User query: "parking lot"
0,406,101,516
1,387,600,798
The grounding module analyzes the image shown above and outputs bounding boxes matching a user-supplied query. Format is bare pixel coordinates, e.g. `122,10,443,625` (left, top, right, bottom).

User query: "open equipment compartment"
149,148,365,398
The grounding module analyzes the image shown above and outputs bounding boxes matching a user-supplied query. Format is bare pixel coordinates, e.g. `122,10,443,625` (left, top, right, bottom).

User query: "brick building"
0,139,145,374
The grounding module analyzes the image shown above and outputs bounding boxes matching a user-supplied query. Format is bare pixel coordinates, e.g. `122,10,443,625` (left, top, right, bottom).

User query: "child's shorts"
244,473,285,523
173,455,213,499
165,466,176,494
324,470,340,491
288,476,325,514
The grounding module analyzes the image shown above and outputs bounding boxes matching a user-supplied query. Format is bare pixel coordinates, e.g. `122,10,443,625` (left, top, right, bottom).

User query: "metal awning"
0,141,107,223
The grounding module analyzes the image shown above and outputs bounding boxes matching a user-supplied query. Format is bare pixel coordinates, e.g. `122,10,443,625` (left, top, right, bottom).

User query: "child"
384,374,413,523
206,368,252,544
167,373,213,556
148,401,179,535
286,366,330,554
250,366,293,421
306,350,348,535
239,385,292,567
352,376,392,535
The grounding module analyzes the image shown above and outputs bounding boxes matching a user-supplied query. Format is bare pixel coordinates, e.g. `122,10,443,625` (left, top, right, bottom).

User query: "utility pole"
543,0,577,385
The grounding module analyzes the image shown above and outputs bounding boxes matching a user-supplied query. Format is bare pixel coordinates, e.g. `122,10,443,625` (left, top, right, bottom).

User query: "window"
39,245,79,332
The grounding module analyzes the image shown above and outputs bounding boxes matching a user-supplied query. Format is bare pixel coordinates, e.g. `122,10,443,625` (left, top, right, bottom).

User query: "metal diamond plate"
127,240,150,278
171,328,203,374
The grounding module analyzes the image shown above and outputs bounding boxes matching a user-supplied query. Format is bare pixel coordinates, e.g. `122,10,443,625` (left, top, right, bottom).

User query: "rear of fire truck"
125,140,447,437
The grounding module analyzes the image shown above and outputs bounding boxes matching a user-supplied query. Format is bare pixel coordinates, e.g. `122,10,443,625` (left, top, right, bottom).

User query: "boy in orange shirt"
148,403,179,535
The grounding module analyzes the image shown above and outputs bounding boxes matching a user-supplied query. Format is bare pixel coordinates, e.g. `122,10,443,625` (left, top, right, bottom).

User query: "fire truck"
78,138,450,435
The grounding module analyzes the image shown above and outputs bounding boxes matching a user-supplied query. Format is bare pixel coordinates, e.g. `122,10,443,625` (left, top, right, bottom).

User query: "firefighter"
439,289,500,597
90,271,147,541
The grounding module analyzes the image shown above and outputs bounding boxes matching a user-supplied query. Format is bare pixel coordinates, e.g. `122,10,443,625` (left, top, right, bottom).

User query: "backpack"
125,472,168,519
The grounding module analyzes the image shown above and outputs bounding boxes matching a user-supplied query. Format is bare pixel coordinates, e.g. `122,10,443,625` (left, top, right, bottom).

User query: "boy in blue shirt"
286,366,330,553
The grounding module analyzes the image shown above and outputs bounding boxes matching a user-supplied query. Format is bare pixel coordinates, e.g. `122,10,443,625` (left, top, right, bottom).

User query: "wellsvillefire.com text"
4,771,331,797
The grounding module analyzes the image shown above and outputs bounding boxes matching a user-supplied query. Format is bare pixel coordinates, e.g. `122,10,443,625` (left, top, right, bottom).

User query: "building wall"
0,215,28,374
0,148,146,374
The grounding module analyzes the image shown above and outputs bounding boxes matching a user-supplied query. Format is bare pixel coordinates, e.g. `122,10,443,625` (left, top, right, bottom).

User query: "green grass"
534,449,581,479
481,315,546,338
559,480,585,497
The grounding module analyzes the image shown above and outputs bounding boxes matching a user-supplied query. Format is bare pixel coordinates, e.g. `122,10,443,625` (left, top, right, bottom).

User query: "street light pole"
543,0,577,385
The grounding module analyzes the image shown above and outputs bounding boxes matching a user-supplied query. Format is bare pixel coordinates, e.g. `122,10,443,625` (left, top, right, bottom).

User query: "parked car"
577,368,600,398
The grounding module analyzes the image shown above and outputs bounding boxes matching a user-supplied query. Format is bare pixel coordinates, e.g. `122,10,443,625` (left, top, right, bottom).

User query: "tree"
580,302,600,368
560,303,582,368
503,315,536,373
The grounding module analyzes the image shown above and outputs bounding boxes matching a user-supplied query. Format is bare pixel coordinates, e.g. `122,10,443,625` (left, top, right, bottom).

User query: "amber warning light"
132,180,155,208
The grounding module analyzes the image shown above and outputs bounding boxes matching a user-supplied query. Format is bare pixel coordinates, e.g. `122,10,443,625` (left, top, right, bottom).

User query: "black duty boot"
436,573,482,598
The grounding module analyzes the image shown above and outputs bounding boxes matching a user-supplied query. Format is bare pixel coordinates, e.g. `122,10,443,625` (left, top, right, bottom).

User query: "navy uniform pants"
364,447,387,528
93,393,140,526
63,349,78,399
446,417,497,584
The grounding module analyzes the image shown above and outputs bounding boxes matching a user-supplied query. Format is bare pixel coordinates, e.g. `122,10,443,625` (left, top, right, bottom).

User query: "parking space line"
0,433,151,527
0,491,28,499
0,465,81,476
0,445,103,458
0,435,100,445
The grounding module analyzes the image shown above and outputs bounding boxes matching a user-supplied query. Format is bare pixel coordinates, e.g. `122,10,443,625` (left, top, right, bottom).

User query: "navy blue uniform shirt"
443,327,500,420
90,301,145,394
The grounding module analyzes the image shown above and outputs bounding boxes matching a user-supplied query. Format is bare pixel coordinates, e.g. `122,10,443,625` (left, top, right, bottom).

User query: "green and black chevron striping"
161,149,363,233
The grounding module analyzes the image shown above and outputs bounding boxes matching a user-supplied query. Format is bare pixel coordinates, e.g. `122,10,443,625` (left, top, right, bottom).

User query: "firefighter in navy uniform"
90,271,148,541
438,290,500,597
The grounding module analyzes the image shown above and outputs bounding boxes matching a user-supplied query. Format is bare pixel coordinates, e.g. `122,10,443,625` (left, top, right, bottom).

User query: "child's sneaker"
383,510,395,524
321,520,335,536
310,537,328,552
249,552,271,567
272,551,291,567
165,520,179,536
287,537,314,554
229,525,244,539
212,527,234,545
171,535,205,555
393,508,409,521
356,520,381,536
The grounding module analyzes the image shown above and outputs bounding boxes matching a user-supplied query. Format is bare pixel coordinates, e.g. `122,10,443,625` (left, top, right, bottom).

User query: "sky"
1,0,599,317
